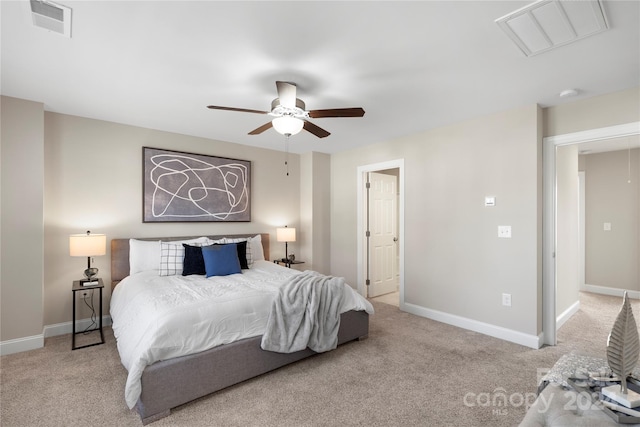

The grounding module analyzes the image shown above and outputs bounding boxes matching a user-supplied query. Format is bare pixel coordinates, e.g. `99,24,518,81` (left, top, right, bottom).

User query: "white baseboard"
0,334,44,356
1,315,112,356
400,302,542,349
43,315,112,338
583,284,640,299
556,300,580,330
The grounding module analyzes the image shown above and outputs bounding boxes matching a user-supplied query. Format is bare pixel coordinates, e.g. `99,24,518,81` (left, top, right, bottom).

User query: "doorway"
356,160,405,307
542,121,640,346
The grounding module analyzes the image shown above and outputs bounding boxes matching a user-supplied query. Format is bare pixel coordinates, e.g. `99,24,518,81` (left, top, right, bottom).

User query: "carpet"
0,292,632,426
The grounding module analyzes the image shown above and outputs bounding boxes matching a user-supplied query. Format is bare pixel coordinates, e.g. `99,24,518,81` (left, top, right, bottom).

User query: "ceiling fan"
207,81,365,138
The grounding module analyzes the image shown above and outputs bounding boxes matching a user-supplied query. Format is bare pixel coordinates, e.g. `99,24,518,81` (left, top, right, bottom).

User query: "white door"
368,172,398,297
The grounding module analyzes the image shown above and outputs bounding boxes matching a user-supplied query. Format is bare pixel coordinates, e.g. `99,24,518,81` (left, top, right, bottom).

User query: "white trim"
545,122,640,146
542,121,640,347
578,171,586,290
556,300,580,329
0,315,112,356
0,334,44,356
402,302,542,349
542,133,557,345
357,159,405,305
43,315,112,338
583,284,640,300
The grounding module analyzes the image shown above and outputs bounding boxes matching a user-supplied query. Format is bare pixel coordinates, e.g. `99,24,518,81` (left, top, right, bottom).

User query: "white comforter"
110,260,374,409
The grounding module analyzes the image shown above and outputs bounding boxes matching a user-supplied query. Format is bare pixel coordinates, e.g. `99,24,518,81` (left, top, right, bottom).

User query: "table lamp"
276,226,296,261
70,230,106,283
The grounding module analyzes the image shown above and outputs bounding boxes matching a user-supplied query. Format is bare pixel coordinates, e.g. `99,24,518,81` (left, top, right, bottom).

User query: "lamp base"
83,267,98,280
81,267,99,286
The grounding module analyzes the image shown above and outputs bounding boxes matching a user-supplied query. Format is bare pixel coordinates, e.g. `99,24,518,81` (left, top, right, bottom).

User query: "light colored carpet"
0,292,634,426
369,291,399,307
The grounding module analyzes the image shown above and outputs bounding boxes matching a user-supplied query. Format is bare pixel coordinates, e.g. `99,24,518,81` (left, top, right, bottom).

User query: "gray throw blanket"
261,271,345,353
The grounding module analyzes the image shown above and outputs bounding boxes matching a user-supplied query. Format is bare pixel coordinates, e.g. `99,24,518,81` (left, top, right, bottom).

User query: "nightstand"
273,259,305,268
71,278,105,350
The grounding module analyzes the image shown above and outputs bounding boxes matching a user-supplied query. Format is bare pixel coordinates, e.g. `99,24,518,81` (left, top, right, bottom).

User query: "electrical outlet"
498,225,512,238
502,293,512,307
77,291,88,300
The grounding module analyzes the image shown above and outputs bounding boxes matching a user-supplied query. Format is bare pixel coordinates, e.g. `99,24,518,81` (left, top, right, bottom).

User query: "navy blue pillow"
202,244,241,277
214,241,248,269
182,244,210,276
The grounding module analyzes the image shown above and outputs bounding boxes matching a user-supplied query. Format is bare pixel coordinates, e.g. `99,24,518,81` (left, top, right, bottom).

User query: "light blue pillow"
202,244,241,277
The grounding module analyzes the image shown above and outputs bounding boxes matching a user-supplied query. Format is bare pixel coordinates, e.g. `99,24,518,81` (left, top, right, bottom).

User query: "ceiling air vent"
30,0,72,38
496,0,608,57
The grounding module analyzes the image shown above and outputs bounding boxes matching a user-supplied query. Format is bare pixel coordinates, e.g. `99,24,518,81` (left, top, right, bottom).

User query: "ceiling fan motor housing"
270,98,309,118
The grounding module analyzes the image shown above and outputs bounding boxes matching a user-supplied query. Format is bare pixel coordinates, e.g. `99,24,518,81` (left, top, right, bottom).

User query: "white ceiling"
2,1,639,154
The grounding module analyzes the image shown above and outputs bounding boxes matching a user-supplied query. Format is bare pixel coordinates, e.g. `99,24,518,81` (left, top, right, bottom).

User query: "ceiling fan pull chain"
285,135,290,176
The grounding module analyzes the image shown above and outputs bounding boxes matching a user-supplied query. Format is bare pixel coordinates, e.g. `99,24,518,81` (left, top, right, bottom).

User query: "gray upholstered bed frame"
110,234,369,425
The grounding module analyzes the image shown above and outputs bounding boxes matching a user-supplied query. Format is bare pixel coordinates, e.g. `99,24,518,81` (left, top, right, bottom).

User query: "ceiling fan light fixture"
207,81,363,138
272,116,304,136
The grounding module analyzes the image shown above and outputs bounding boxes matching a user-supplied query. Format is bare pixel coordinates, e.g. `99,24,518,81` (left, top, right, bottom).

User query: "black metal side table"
71,278,105,350
273,259,305,268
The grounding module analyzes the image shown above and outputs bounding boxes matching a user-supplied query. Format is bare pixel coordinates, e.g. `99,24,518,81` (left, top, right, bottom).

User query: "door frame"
357,159,405,304
542,121,640,346
578,171,586,291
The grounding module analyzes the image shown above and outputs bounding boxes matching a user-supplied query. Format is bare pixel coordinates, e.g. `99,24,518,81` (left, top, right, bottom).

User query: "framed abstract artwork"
143,147,251,222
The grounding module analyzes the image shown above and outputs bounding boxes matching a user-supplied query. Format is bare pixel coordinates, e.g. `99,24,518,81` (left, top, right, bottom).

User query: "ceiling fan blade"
248,121,273,135
207,105,268,115
303,120,330,138
308,107,365,118
276,81,297,109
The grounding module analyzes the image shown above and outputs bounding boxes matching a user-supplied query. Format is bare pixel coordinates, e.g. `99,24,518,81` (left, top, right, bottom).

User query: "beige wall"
42,112,301,327
331,104,542,337
1,96,45,342
300,152,330,274
1,96,302,350
582,148,639,291
556,145,580,316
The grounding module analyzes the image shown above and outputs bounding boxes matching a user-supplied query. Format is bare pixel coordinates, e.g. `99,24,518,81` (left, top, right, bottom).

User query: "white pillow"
129,239,161,275
128,237,209,276
219,235,265,267
251,234,265,262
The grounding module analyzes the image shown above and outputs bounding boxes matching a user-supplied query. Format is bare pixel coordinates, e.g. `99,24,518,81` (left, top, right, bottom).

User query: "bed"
110,234,372,425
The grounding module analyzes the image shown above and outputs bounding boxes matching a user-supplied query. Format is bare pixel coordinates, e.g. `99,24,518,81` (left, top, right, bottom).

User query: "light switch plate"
498,225,512,238
485,197,496,207
604,222,612,231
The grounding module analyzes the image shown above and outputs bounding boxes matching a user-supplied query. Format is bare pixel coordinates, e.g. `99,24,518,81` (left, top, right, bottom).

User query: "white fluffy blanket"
261,271,345,353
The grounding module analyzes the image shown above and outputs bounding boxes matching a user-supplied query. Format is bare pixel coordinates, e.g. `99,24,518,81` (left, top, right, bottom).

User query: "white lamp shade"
276,227,296,243
69,233,106,257
272,116,304,136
